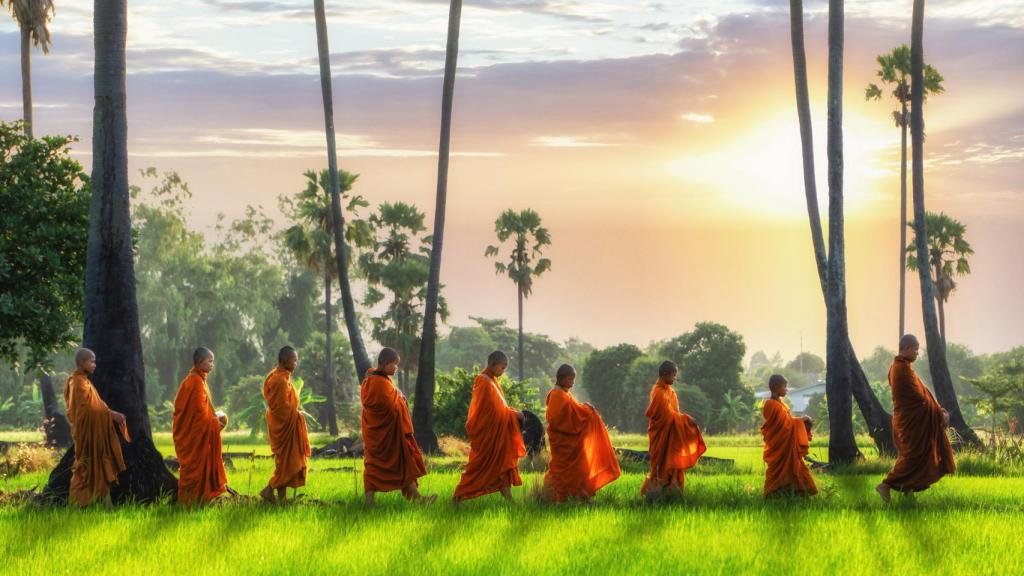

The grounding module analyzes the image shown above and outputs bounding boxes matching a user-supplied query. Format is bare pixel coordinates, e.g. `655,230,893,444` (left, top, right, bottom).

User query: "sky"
2,0,1022,361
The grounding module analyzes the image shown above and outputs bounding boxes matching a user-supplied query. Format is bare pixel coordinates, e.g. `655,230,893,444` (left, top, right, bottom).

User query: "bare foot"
259,485,276,504
451,496,462,507
875,482,891,503
415,494,438,505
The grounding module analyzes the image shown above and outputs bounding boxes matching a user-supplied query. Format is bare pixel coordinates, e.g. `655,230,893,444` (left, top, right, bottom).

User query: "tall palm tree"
281,169,371,436
865,44,944,340
43,0,177,503
910,0,980,447
413,0,463,455
906,211,972,346
313,0,372,379
788,0,895,459
485,209,552,381
2,0,54,138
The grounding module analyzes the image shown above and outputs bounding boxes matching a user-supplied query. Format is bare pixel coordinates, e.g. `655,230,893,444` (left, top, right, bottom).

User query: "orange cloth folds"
264,367,311,489
172,368,227,504
361,370,427,495
760,398,817,496
640,380,707,496
883,356,955,492
65,370,128,506
453,373,527,500
542,387,621,501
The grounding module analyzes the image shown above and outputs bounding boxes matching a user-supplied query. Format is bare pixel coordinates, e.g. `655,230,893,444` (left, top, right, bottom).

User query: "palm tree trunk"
898,101,908,339
910,0,980,447
933,260,947,346
39,372,71,448
313,0,371,379
323,263,339,436
20,26,33,138
42,0,177,504
413,0,463,455
517,285,525,379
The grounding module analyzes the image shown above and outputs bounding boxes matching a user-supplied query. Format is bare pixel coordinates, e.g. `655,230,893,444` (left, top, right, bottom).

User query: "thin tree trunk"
43,0,177,504
39,372,71,448
910,0,979,447
934,260,947,346
323,263,339,436
413,0,463,455
20,26,33,138
898,102,908,339
517,286,525,379
313,0,371,379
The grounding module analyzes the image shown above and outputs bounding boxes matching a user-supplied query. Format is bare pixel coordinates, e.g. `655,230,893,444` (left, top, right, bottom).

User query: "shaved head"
487,350,509,367
377,347,400,366
556,364,576,381
193,346,214,365
75,347,95,365
659,361,678,377
899,334,920,351
278,346,297,363
768,374,788,391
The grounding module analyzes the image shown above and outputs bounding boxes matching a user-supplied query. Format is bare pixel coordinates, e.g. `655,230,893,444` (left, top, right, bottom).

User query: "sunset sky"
2,0,1022,361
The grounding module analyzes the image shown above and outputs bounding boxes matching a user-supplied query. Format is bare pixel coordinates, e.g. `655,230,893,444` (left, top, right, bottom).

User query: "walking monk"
542,364,620,502
259,346,310,503
641,361,706,500
64,348,129,507
361,347,434,505
761,374,817,497
876,334,955,502
173,347,228,505
453,351,527,504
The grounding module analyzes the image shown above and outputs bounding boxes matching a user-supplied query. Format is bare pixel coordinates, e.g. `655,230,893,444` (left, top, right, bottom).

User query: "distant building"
754,379,825,414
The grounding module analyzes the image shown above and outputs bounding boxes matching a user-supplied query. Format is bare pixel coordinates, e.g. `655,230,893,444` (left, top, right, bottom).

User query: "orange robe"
64,370,129,506
361,370,427,496
883,356,955,492
453,372,526,500
264,366,311,489
172,368,227,504
641,379,706,496
542,387,621,501
761,398,817,496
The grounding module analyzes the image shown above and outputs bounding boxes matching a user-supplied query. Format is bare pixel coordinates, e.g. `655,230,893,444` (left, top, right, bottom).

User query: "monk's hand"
217,411,229,429
110,410,127,427
802,415,814,426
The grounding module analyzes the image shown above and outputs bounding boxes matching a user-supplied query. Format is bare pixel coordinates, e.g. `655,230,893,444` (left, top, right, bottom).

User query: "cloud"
531,135,618,148
680,112,714,124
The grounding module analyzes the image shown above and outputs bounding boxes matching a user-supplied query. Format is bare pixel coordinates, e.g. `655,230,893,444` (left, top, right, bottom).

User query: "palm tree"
485,209,552,381
281,169,371,435
788,0,895,459
412,0,463,454
906,212,972,346
865,45,944,340
909,0,980,447
2,0,54,138
43,0,177,503
313,0,372,379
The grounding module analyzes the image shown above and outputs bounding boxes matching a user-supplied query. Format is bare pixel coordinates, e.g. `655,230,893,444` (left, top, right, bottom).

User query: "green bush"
431,367,541,439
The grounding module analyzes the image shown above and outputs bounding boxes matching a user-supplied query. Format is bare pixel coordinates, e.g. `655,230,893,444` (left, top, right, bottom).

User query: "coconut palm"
485,209,552,381
2,0,54,137
865,44,944,340
907,211,972,346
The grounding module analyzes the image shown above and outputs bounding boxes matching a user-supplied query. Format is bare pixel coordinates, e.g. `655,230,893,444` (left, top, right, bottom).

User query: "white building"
754,380,826,414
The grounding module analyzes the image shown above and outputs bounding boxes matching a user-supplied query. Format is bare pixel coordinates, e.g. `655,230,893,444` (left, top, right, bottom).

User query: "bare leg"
875,482,891,503
259,485,276,504
277,487,287,502
103,492,113,510
500,486,513,502
403,483,437,504
365,491,376,506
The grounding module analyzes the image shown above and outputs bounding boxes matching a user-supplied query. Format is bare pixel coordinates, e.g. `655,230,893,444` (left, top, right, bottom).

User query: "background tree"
907,211,972,346
965,359,1023,454
579,344,646,432
43,0,178,503
910,0,980,447
865,44,944,341
413,0,463,455
2,0,54,138
360,201,447,393
280,168,371,435
485,208,552,380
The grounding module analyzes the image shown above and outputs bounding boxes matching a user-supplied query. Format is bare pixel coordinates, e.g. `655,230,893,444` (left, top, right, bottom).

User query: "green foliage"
860,346,896,385
484,208,552,298
431,367,540,439
907,211,973,304
580,344,646,432
0,121,90,369
225,375,265,437
865,44,944,127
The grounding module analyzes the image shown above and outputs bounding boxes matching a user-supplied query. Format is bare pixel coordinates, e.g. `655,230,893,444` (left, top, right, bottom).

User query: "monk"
542,364,620,502
452,351,527,504
172,347,228,505
361,347,435,505
876,334,955,502
641,360,707,500
64,348,130,507
259,346,311,504
761,374,817,497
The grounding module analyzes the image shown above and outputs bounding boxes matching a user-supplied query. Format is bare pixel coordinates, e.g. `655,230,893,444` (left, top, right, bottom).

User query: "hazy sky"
2,0,1022,360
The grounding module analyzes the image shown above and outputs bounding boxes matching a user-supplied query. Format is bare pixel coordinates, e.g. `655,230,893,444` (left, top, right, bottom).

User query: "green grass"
1,431,1021,575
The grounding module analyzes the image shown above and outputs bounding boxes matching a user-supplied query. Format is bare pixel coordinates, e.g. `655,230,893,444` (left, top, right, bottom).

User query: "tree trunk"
20,26,33,138
898,101,908,340
42,0,177,504
933,260,947,346
413,0,463,455
323,262,339,436
39,373,71,448
910,0,980,448
313,0,372,379
517,285,525,380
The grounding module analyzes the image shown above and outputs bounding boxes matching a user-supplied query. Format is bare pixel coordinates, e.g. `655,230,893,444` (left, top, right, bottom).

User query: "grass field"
1,430,1021,575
